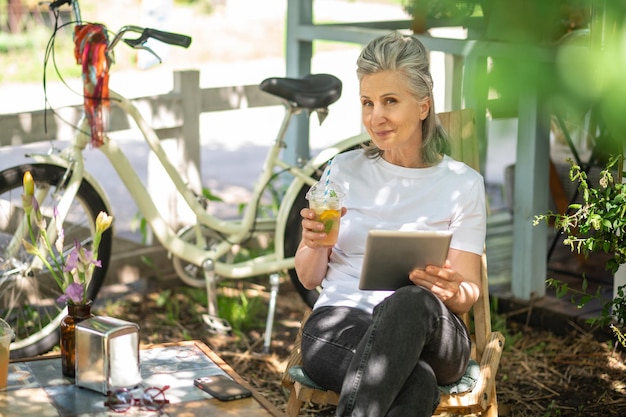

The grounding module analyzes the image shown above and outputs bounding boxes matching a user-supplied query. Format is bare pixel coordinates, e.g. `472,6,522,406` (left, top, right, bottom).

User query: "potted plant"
21,171,113,376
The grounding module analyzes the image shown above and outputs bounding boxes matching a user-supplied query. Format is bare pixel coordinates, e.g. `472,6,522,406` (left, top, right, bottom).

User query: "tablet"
359,230,452,291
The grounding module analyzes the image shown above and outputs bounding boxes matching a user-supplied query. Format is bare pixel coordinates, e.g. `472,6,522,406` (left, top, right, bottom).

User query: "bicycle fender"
26,153,114,219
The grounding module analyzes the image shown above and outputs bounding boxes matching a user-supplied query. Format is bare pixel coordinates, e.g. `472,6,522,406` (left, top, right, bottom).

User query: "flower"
57,283,85,304
21,171,113,305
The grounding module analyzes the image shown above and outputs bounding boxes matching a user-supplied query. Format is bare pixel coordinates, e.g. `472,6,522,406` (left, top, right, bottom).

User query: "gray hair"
357,31,449,163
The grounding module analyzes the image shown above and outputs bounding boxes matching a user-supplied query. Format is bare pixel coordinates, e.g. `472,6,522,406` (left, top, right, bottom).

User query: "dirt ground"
101,274,626,417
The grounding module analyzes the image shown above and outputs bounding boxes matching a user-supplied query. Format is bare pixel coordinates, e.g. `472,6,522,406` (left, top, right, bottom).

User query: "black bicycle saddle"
259,74,342,109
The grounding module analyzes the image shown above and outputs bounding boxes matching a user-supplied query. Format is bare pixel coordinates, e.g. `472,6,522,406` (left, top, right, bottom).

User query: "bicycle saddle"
260,74,342,109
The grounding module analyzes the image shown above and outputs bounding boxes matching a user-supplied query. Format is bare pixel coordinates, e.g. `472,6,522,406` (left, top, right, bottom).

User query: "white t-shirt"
313,149,487,314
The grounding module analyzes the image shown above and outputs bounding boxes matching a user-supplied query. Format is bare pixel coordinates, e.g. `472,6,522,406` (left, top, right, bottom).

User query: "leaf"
556,283,569,299
579,295,591,307
156,289,172,307
140,256,155,267
202,187,224,202
323,220,334,234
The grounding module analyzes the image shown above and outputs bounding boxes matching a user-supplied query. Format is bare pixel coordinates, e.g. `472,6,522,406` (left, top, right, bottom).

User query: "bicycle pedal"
202,314,232,335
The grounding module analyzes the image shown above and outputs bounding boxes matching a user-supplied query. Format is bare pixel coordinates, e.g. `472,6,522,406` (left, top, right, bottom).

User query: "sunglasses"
105,385,170,413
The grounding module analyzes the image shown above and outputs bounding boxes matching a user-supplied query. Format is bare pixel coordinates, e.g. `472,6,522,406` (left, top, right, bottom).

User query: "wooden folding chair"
281,109,505,417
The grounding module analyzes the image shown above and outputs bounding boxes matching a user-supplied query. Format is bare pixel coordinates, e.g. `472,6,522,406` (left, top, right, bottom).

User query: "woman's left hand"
409,249,481,315
408,260,461,303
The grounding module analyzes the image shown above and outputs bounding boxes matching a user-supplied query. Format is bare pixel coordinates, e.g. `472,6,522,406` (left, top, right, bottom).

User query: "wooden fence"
0,69,281,151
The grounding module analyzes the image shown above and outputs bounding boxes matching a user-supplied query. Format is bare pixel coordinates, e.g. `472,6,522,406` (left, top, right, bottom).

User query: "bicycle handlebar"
124,28,192,49
48,0,192,52
48,0,71,9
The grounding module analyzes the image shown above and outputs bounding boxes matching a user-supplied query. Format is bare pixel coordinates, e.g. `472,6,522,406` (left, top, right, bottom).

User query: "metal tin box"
75,316,141,394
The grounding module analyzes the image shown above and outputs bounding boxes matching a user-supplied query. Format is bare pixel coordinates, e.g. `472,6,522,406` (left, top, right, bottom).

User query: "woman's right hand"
295,207,345,289
300,207,346,249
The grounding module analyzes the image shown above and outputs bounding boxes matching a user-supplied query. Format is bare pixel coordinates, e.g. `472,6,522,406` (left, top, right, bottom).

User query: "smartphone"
194,375,252,401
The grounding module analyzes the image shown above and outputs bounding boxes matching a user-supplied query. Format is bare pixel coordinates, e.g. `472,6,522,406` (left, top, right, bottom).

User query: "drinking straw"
323,157,333,204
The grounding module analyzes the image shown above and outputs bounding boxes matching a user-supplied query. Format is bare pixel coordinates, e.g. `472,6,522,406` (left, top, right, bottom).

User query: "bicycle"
0,0,367,358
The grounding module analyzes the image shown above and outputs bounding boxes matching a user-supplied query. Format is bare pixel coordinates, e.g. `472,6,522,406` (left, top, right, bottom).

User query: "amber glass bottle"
60,301,94,377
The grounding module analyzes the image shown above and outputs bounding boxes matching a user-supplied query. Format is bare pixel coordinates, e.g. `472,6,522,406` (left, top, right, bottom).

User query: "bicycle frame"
2,0,372,352
29,90,367,280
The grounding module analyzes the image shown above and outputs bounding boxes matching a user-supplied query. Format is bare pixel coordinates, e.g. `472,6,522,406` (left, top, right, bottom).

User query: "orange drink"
312,207,342,246
0,319,12,391
306,181,345,247
0,344,8,390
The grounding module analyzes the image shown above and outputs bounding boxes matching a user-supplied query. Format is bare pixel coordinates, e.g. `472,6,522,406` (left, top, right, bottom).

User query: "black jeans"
301,286,471,417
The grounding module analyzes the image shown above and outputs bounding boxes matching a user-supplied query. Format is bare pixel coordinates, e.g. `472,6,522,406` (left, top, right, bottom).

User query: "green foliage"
0,32,34,52
156,289,180,325
185,286,208,305
131,212,151,245
542,401,563,417
249,175,285,219
489,297,523,349
403,1,591,42
542,400,586,417
612,323,626,347
158,277,266,334
0,25,79,84
217,290,265,334
102,298,129,318
201,187,224,203
535,156,626,346
153,287,207,337
402,0,478,21
545,276,604,311
173,0,214,14
536,156,626,273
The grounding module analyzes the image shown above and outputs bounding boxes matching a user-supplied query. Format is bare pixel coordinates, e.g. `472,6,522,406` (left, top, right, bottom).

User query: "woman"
294,31,486,417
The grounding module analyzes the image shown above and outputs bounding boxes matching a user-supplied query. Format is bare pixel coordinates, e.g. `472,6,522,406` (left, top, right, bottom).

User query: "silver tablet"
359,230,452,291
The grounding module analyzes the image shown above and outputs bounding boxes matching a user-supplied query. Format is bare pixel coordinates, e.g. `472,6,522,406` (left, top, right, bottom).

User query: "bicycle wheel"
0,163,112,358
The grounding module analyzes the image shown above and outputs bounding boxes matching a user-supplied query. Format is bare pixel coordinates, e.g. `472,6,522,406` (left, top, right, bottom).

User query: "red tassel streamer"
74,24,110,148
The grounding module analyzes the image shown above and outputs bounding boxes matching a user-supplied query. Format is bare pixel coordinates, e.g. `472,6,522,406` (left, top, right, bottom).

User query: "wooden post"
285,0,313,166
173,70,202,194
511,84,550,300
443,54,463,112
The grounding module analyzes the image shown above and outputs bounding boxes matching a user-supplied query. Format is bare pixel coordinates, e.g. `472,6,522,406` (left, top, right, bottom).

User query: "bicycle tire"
284,183,321,308
0,163,112,358
284,141,369,308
